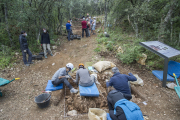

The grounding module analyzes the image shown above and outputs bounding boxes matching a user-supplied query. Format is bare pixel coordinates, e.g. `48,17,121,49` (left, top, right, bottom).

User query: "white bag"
88,108,106,120
92,61,116,72
130,74,144,86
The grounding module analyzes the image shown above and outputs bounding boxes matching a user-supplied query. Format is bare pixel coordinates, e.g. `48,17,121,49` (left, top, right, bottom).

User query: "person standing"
86,19,91,37
92,17,96,35
89,17,93,33
66,20,72,41
81,18,88,38
41,28,53,58
19,31,33,66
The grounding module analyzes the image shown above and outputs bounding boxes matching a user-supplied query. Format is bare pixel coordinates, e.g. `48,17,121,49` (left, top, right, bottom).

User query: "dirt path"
0,21,180,120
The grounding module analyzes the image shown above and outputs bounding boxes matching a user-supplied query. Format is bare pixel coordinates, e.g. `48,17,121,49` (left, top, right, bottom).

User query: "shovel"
173,73,180,98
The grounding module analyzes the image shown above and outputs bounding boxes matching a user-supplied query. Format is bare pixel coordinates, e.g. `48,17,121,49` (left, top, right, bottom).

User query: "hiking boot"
70,88,78,94
45,56,47,58
25,64,30,66
50,54,53,56
28,62,34,64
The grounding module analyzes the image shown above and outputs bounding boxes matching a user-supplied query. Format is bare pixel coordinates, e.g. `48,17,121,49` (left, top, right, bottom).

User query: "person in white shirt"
92,17,96,35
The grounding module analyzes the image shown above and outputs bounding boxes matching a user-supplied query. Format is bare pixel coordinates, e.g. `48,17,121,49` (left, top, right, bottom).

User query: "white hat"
93,17,96,19
89,17,91,18
83,18,85,20
66,63,74,70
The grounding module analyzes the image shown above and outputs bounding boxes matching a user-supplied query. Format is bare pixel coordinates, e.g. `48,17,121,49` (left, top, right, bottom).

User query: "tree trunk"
159,0,177,42
4,3,13,47
170,21,173,42
104,0,107,31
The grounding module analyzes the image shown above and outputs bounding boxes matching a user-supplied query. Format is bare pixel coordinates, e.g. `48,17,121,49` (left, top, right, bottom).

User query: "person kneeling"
75,63,95,87
51,63,78,93
106,67,137,100
107,87,144,120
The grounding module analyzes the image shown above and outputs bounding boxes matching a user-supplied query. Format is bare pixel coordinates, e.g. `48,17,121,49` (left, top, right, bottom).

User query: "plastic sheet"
152,70,174,81
168,61,180,78
79,83,99,97
45,80,63,91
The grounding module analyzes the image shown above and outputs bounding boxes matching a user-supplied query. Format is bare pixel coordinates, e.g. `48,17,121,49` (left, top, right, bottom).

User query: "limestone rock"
137,53,147,65
67,110,77,116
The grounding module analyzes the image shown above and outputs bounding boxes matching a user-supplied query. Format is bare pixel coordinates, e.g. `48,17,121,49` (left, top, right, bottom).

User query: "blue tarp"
45,80,63,91
152,70,174,81
168,61,180,78
79,83,99,97
107,113,112,120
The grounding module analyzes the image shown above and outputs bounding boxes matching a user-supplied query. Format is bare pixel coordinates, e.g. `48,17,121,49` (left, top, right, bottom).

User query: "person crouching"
51,63,78,93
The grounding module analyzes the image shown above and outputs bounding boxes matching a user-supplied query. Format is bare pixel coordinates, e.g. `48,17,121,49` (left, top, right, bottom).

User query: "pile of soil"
65,71,112,113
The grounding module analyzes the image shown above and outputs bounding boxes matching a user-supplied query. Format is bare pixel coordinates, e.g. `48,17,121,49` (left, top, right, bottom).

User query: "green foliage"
94,47,101,52
97,37,108,44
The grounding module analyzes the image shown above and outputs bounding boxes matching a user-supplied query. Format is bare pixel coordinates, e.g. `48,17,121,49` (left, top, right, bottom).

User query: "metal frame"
139,41,180,87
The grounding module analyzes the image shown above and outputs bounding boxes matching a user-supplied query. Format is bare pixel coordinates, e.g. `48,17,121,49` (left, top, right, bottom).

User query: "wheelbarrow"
0,78,20,97
173,73,180,98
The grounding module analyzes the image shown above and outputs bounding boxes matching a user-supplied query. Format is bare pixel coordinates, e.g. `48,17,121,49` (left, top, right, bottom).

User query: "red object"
81,21,87,29
41,44,42,46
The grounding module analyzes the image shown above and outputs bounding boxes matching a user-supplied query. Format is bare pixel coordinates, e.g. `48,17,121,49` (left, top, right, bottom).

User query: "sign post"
139,41,180,87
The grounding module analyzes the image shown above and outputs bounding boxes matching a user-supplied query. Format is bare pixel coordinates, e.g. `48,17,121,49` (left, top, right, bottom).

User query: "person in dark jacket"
41,28,53,58
106,67,137,100
19,31,33,66
107,87,144,120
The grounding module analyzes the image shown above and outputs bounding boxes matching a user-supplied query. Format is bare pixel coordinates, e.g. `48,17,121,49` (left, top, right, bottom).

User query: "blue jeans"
67,29,72,41
22,48,32,64
52,77,73,90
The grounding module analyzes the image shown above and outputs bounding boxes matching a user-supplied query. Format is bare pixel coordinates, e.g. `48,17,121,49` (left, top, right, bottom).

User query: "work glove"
128,73,132,76
105,79,109,82
65,75,71,79
24,50,27,53
73,79,77,83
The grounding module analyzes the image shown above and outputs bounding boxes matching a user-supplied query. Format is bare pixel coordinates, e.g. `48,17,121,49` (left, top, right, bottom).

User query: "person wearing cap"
75,63,95,87
51,63,78,93
92,17,96,35
41,28,53,58
19,31,33,66
106,67,137,100
66,20,72,41
81,18,88,38
107,87,144,120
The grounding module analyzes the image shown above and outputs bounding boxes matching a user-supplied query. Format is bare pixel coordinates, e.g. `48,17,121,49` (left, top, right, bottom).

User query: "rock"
52,46,57,50
82,44,87,48
137,53,147,65
67,110,77,116
15,52,19,56
117,46,123,53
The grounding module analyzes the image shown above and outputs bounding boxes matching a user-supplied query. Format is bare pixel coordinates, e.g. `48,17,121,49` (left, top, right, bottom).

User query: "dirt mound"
65,72,112,113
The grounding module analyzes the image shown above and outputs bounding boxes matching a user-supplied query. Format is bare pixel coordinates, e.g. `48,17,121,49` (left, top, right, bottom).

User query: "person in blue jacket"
106,67,137,100
107,87,144,120
66,20,72,41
